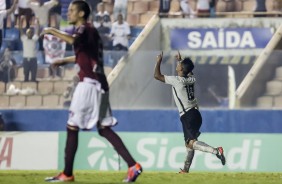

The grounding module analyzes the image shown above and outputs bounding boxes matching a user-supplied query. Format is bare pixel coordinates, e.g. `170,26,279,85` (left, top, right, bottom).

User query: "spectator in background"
159,0,171,18
209,0,216,17
85,0,101,16
109,13,130,51
0,47,17,83
28,0,58,28
0,0,18,49
19,16,39,82
93,2,112,50
28,0,58,51
93,2,111,32
17,0,32,28
0,0,6,10
180,0,196,18
197,0,210,17
113,0,128,21
255,0,266,17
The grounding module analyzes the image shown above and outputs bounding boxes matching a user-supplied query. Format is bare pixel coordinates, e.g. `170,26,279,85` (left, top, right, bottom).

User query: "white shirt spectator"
28,0,58,27
110,21,131,48
0,1,6,10
180,0,196,18
18,0,29,8
0,10,7,29
197,0,210,10
21,34,39,58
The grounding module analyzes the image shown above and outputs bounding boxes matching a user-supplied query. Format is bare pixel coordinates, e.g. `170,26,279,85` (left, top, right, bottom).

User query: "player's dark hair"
181,57,194,76
71,0,91,20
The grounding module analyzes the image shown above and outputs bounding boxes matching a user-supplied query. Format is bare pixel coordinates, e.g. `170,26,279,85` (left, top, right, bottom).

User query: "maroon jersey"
73,23,104,82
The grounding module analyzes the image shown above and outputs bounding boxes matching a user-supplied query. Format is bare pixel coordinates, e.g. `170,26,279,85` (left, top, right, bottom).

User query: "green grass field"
0,171,282,184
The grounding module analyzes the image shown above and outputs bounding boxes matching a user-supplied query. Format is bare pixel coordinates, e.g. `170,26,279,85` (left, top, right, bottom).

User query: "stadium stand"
38,81,54,94
236,24,282,108
0,95,9,107
256,96,273,108
9,95,26,108
3,28,20,50
26,95,42,107
266,0,282,14
274,96,282,108
0,82,5,93
21,82,37,90
1,0,282,109
42,94,60,108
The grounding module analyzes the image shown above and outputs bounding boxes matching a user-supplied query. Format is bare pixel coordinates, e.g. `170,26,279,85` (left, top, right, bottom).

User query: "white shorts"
67,78,102,129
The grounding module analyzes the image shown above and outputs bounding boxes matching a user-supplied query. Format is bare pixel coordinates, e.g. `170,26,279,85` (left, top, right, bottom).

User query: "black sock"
63,127,79,176
98,127,136,167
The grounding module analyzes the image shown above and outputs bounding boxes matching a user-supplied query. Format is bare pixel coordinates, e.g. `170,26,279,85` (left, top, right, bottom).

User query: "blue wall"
0,109,281,133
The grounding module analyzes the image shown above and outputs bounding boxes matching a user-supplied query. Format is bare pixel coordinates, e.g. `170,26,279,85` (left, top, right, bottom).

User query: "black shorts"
180,108,202,144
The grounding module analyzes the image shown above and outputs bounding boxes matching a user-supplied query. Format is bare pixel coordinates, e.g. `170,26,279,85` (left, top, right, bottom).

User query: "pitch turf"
0,171,281,184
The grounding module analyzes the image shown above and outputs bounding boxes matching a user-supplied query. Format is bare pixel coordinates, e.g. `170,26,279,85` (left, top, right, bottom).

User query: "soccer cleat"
216,147,226,166
123,163,142,182
45,172,74,182
178,168,188,174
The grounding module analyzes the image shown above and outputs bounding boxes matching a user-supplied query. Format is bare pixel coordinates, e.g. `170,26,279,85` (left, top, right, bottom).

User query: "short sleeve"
164,75,179,86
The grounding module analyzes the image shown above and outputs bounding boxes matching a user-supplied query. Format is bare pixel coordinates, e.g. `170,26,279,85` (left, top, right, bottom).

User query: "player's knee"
186,139,196,149
98,126,109,136
67,124,79,131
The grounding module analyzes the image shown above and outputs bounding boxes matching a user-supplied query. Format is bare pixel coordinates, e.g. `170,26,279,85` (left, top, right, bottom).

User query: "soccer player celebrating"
154,51,226,173
42,0,142,182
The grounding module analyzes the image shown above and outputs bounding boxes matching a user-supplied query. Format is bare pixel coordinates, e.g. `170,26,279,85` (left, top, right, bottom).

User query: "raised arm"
34,18,40,36
6,0,18,16
19,15,25,35
42,27,75,45
154,51,165,82
175,50,182,61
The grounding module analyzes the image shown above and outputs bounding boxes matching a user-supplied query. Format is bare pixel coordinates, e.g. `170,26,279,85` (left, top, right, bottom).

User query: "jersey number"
185,84,195,101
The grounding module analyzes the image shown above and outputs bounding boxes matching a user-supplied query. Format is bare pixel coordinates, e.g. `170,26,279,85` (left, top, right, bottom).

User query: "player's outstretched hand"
40,27,54,37
156,51,163,63
175,50,182,61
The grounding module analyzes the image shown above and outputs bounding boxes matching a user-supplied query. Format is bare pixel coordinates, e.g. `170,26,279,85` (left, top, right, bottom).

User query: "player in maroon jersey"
42,1,142,182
